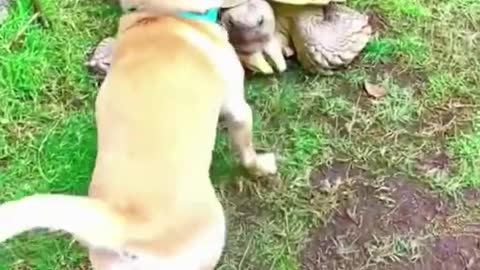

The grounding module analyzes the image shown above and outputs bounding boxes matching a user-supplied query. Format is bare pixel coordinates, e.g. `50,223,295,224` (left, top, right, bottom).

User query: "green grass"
0,0,479,269
443,112,480,192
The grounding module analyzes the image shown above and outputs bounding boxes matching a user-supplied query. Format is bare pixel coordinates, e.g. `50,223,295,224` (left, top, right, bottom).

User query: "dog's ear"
118,11,154,33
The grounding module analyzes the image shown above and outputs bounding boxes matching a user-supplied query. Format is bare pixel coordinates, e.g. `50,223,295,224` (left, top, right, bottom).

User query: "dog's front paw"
253,152,277,176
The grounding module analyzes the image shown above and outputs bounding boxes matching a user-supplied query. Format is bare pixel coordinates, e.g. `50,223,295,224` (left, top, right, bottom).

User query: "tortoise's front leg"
263,35,287,72
290,3,372,72
236,35,286,74
86,37,116,82
238,51,275,74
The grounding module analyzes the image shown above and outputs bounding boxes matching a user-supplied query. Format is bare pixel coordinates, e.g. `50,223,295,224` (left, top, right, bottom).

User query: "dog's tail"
0,194,125,249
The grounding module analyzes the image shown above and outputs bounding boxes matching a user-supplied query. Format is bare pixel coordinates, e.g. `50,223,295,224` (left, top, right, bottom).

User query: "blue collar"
177,8,219,23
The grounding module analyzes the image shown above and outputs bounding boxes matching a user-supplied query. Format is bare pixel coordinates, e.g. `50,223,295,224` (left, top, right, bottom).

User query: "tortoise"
219,0,373,74
86,0,372,78
0,0,11,25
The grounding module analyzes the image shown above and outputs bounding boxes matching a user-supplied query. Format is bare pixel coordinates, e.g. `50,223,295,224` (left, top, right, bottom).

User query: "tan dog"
0,8,277,270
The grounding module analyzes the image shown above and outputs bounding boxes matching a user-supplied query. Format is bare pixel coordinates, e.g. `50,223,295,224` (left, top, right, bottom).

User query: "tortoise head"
220,0,276,54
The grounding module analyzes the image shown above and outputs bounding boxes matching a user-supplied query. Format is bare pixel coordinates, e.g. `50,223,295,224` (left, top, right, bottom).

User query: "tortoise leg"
238,51,275,74
275,17,295,57
290,3,372,72
86,37,116,83
263,35,287,72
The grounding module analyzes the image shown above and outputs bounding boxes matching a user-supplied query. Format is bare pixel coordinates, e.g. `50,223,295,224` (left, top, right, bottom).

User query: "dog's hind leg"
220,85,277,177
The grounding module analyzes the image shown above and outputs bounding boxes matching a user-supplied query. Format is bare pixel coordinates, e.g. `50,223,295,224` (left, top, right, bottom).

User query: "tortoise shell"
222,0,345,8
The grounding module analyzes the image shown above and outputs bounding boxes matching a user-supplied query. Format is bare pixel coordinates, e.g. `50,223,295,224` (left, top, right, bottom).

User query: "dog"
0,5,277,270
118,0,222,13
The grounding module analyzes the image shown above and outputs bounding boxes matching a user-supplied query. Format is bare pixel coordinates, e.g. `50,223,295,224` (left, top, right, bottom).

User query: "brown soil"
365,63,426,90
302,176,480,270
464,189,480,207
421,234,480,270
0,157,8,169
309,160,360,193
366,10,388,34
415,150,451,178
415,103,475,140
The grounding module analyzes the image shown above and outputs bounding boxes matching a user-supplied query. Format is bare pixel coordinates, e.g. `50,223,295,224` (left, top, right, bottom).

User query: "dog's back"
119,0,222,14
89,14,236,264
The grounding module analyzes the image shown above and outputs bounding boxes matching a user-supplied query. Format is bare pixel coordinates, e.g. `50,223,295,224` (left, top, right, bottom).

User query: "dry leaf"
364,81,387,98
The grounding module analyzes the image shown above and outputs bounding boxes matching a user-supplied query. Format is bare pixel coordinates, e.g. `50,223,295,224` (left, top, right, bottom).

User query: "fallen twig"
6,11,39,49
30,0,50,28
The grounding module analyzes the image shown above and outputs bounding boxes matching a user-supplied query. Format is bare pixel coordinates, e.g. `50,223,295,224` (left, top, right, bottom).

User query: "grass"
365,235,423,265
0,0,479,269
444,112,480,191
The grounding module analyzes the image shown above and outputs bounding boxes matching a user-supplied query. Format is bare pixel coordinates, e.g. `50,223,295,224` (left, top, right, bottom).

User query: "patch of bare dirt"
366,63,426,90
366,10,388,34
321,115,351,137
416,150,451,178
415,102,475,139
423,235,480,270
309,160,361,193
301,177,480,270
463,189,480,208
388,180,449,234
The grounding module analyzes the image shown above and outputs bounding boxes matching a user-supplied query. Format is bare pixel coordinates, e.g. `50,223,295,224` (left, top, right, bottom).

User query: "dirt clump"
387,179,448,234
424,235,480,270
366,63,426,90
416,150,451,178
366,10,388,34
309,161,361,193
463,189,480,207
